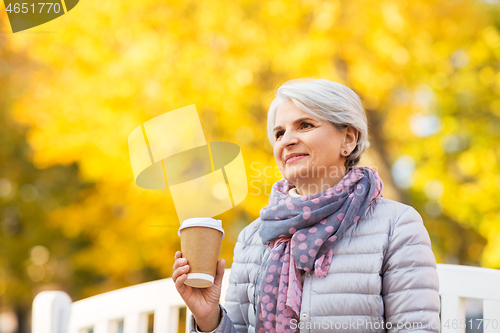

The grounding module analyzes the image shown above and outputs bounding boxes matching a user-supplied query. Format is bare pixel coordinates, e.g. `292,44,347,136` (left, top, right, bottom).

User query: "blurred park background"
1,0,500,331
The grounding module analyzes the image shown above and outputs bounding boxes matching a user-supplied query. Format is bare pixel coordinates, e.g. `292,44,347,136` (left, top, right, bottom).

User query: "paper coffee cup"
178,217,224,288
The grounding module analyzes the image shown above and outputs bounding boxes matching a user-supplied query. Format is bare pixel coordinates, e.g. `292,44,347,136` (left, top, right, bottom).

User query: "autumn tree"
1,1,500,330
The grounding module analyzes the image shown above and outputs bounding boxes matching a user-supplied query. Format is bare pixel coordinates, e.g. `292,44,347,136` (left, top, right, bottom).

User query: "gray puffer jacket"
190,198,441,332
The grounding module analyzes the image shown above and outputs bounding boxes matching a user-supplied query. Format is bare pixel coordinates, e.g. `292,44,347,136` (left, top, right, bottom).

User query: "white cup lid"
178,217,225,239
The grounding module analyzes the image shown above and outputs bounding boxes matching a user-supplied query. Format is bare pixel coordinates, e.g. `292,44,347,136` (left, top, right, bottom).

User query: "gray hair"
267,78,370,170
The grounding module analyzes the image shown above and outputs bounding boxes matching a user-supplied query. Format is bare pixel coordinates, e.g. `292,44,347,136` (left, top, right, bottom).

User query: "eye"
275,130,284,139
301,122,313,129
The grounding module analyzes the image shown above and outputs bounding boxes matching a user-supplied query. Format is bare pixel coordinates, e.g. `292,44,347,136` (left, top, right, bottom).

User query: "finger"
213,259,225,287
172,257,188,271
175,251,182,260
172,264,190,282
175,271,188,294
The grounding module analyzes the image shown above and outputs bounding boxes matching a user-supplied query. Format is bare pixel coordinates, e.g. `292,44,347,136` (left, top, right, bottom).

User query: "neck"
293,167,348,196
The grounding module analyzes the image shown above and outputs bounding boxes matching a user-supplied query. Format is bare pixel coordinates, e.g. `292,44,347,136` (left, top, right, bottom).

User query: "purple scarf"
255,167,383,332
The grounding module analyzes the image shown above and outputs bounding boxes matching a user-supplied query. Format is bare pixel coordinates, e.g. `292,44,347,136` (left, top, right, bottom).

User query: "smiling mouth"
286,154,308,164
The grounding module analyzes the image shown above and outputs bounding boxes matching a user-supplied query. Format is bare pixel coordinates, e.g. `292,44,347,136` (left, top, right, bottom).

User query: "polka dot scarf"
255,167,383,333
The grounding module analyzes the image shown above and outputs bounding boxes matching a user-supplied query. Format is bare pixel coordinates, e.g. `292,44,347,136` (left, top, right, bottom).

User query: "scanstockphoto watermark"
290,318,440,331
248,162,379,196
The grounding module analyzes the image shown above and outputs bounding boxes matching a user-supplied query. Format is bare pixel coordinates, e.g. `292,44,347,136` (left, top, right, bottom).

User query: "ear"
342,126,358,153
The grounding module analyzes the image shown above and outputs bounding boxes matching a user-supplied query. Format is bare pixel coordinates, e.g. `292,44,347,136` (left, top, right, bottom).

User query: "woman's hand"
172,251,225,331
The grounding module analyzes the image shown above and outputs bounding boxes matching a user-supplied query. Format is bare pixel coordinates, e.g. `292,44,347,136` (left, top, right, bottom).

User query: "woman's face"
273,100,355,192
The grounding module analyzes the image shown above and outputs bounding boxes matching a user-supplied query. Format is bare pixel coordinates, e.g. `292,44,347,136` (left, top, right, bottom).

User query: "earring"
343,150,347,154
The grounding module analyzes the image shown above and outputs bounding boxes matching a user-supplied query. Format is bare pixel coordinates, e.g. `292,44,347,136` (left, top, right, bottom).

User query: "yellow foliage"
2,0,500,296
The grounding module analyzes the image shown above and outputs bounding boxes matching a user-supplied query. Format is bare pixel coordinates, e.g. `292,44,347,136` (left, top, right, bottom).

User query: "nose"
279,130,299,149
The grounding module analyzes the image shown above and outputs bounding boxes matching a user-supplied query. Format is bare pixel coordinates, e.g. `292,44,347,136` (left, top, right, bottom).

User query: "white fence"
32,264,500,333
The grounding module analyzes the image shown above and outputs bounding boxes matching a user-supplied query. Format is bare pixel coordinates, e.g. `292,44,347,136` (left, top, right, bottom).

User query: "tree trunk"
15,307,26,333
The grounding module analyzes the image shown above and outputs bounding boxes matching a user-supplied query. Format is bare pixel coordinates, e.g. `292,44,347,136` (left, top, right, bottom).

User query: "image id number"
443,319,499,330
6,3,62,14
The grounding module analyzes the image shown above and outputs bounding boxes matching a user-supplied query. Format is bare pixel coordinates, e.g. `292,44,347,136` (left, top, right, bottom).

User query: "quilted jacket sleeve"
382,206,441,332
222,252,250,332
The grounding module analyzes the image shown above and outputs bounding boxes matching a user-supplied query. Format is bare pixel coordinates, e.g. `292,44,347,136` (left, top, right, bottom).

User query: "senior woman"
173,78,440,333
